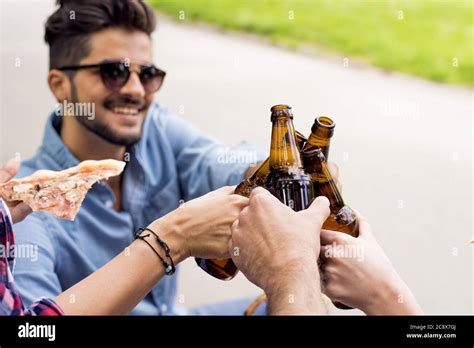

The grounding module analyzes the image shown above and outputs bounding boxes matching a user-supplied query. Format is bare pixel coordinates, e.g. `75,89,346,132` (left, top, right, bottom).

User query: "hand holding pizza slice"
0,159,125,221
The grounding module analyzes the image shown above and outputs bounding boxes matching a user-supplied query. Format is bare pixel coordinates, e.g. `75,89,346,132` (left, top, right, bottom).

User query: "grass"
149,0,473,86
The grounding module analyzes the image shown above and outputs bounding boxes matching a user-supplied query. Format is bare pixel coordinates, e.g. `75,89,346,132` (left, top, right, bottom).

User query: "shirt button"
161,304,168,313
105,200,114,208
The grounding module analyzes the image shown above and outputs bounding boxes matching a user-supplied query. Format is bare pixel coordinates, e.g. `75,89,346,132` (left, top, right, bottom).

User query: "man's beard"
70,83,145,147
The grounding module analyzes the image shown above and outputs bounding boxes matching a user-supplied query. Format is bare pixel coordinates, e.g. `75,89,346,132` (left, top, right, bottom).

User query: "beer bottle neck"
302,148,345,210
295,130,308,150
304,117,335,159
269,116,304,172
306,134,331,159
250,157,270,180
250,130,306,181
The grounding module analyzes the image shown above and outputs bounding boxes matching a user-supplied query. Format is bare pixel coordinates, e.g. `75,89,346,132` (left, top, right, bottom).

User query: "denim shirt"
12,101,264,315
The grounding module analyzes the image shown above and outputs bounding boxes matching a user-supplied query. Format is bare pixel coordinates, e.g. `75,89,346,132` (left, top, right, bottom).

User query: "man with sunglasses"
12,0,266,315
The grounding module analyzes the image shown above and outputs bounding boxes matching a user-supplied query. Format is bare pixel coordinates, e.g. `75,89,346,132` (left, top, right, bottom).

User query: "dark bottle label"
265,172,313,212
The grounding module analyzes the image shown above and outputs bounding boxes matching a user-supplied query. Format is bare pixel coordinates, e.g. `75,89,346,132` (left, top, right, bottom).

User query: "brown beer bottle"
264,104,313,211
302,147,358,310
195,115,308,280
302,117,357,309
302,130,358,237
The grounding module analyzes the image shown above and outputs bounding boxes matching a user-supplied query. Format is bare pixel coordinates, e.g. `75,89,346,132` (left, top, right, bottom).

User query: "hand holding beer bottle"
196,106,355,291
319,211,423,315
230,187,330,315
196,106,309,280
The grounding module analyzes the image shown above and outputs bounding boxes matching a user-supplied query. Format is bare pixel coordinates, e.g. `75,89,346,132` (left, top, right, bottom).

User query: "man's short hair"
45,0,156,70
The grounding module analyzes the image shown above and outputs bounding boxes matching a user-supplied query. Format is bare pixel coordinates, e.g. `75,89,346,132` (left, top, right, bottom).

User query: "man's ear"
47,69,71,102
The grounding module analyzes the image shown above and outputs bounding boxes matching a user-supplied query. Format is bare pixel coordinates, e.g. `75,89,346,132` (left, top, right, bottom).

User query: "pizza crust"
16,159,125,180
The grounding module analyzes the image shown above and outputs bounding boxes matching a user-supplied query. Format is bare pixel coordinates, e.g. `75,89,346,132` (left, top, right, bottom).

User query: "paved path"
1,1,472,314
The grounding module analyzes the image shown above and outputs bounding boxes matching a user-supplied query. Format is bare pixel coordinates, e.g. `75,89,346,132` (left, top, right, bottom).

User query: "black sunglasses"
58,60,166,93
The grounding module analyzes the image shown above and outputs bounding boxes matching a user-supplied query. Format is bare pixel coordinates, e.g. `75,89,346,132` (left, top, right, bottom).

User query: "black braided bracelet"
134,227,176,276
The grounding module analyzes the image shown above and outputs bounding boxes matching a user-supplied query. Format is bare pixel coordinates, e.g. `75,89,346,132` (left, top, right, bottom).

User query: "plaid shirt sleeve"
0,199,64,316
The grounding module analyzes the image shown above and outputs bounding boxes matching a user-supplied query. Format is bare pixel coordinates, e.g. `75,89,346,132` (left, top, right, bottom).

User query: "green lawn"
150,0,473,86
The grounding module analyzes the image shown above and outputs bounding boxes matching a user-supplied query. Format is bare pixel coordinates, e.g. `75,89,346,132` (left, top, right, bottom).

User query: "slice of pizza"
0,159,125,221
